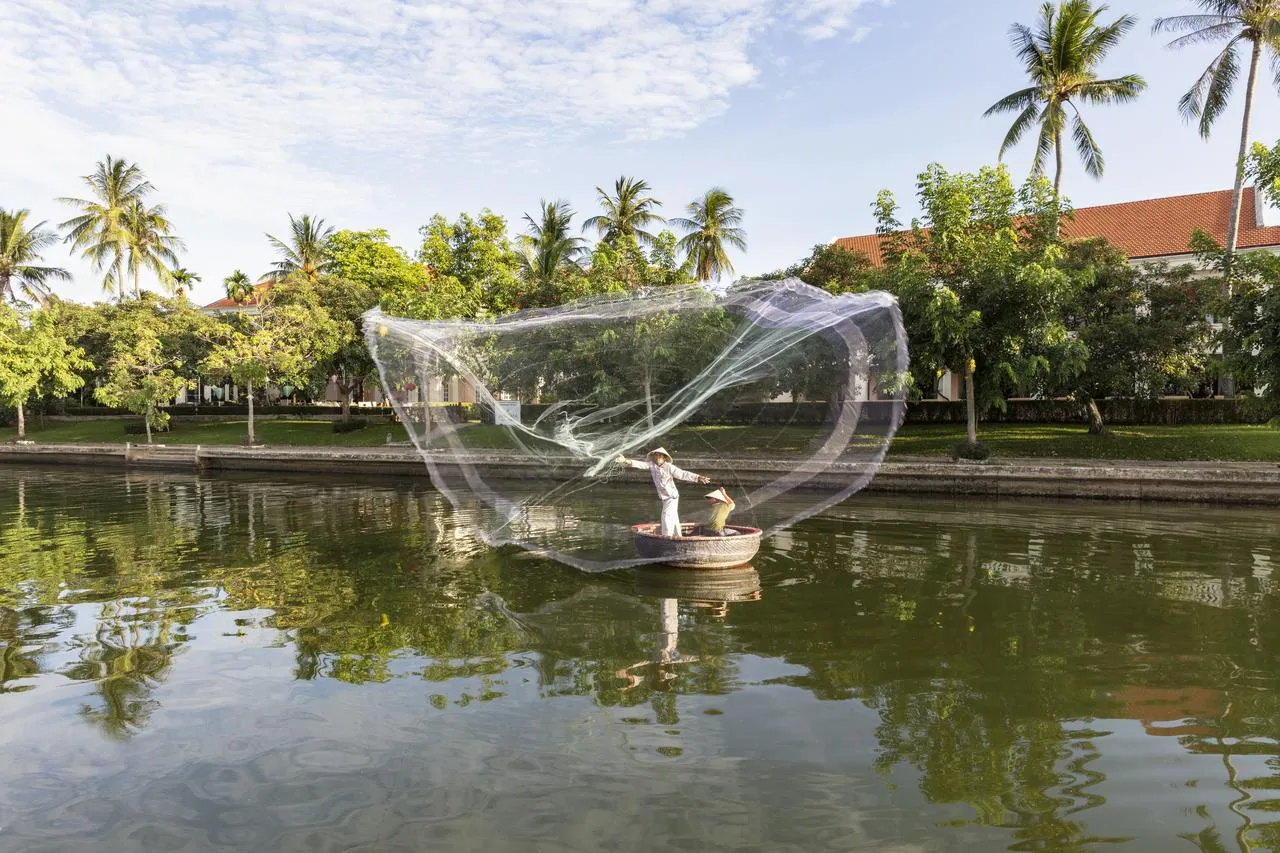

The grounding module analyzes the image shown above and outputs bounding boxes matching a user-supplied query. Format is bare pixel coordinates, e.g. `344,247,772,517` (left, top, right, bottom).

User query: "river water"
2,466,1279,852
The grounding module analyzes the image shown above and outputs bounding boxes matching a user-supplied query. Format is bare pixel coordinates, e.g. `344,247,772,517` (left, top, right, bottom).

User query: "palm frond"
997,103,1042,160
1070,109,1105,178
1165,21,1244,48
984,87,1040,117
1077,74,1148,104
1153,13,1236,37
1178,37,1243,135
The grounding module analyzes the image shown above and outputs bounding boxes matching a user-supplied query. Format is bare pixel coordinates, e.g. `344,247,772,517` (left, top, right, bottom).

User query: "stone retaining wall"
2,443,1278,505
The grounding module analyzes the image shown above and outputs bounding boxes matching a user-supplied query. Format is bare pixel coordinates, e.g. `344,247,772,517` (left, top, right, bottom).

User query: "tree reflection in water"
3,468,1280,849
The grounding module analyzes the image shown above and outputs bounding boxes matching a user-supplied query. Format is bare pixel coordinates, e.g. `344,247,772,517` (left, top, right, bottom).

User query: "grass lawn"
1,418,412,447
4,418,1279,462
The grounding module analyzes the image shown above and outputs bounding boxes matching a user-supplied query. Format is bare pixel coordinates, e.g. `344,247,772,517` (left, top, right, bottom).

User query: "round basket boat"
631,523,762,569
633,565,762,603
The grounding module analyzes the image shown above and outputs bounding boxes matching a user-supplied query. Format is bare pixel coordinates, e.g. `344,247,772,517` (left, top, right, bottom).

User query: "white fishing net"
366,278,907,571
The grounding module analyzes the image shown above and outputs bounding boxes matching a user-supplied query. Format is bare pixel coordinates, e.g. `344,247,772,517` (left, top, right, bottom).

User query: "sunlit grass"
4,418,1279,461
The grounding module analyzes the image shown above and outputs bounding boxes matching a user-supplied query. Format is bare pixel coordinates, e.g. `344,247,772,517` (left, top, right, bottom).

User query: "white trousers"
660,497,681,537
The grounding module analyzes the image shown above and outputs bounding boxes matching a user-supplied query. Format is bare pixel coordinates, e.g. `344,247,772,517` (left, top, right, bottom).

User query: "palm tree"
123,199,183,298
224,270,254,304
984,1,1146,201
0,209,70,304
169,267,200,299
59,156,153,300
582,176,665,246
1155,0,1280,257
672,188,747,282
264,213,334,281
518,200,586,286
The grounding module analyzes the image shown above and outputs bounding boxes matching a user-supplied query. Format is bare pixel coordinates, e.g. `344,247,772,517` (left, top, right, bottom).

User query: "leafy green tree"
123,198,183,297
264,213,334,282
518,200,586,299
672,188,747,282
60,156,154,300
93,303,190,442
0,208,69,305
416,210,520,317
985,0,1146,200
0,304,89,438
582,176,665,247
1155,0,1280,257
876,164,1078,449
223,269,254,304
1057,240,1212,431
168,267,200,299
1215,241,1280,393
271,272,375,421
204,297,341,444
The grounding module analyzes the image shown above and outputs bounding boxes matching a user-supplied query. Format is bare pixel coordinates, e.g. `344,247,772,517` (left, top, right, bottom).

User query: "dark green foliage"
331,418,368,434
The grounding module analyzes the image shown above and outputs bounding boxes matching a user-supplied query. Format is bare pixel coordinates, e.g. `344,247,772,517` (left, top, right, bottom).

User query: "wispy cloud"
1,0,882,298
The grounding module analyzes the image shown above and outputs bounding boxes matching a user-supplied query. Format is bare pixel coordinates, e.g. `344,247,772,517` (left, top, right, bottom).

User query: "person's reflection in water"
615,583,760,692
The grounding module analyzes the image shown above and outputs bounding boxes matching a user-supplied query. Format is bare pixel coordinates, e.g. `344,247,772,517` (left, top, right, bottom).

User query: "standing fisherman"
616,447,711,538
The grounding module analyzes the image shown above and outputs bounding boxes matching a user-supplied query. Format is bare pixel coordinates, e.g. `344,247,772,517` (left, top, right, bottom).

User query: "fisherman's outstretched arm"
615,455,650,471
669,464,711,484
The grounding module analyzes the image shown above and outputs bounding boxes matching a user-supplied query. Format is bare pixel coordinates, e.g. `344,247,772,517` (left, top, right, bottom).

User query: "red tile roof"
203,280,273,310
834,188,1280,265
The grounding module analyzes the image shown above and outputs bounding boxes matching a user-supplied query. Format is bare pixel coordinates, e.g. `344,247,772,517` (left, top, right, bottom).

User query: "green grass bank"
5,419,1280,462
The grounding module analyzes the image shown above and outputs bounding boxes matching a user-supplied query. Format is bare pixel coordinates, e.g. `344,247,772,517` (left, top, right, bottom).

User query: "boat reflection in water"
618,566,761,689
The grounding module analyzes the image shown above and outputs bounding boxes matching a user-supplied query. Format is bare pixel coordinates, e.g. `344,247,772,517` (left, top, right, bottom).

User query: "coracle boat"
631,523,762,569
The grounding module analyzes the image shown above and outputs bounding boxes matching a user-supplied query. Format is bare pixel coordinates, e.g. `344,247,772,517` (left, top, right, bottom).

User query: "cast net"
366,278,907,571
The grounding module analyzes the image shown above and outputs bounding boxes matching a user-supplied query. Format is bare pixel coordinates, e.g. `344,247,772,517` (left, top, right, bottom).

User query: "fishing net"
366,278,907,571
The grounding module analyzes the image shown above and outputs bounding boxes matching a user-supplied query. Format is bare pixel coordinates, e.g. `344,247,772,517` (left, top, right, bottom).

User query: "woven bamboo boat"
631,523,762,569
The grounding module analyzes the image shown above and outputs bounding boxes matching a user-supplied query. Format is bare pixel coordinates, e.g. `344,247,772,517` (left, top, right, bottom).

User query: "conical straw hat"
704,487,732,504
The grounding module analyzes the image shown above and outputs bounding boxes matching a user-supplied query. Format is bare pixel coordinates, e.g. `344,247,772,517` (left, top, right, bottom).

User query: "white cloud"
0,0,881,301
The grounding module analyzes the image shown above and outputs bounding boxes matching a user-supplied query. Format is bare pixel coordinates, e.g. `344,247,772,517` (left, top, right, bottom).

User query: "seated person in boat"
702,487,737,536
616,447,711,538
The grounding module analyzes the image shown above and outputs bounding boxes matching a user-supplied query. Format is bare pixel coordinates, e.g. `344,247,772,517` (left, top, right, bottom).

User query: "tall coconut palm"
582,176,665,247
123,199,184,298
169,267,200,299
59,156,153,300
671,188,747,282
0,209,70,305
984,1,1146,201
224,270,254,304
518,200,586,286
1155,0,1280,257
264,213,334,282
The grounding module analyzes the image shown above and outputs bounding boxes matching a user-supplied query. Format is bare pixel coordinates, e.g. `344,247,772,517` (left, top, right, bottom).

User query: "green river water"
2,465,1279,852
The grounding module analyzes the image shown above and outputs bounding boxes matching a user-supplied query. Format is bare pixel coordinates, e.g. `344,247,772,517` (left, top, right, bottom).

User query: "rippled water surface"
3,466,1280,852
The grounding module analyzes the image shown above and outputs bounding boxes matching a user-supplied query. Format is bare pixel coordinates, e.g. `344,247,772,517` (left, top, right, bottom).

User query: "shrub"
124,422,169,436
952,440,991,461
332,418,369,434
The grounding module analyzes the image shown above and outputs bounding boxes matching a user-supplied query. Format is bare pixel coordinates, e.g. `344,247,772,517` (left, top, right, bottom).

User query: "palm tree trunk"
965,361,978,446
1228,38,1264,261
16,402,25,440
1054,132,1064,202
247,378,256,445
133,263,141,299
115,256,126,301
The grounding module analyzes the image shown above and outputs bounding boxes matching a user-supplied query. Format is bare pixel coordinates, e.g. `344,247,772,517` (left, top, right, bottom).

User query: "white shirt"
624,457,702,500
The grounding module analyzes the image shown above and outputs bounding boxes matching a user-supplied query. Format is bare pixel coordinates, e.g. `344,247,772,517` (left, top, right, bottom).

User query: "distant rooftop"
834,187,1280,265
203,280,272,311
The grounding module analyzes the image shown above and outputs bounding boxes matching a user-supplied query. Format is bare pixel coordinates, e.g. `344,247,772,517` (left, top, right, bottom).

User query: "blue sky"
4,0,1278,306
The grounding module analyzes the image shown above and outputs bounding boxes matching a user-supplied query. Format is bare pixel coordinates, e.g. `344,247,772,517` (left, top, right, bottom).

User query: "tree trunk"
642,366,654,429
134,264,141,299
1084,397,1107,435
1228,37,1263,261
247,378,256,445
964,361,977,446
16,402,25,440
144,407,152,444
338,377,353,423
1053,131,1064,202
115,255,125,301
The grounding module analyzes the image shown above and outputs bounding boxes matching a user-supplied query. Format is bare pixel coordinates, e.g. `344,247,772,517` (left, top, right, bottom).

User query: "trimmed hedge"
517,397,1280,427
332,418,369,434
